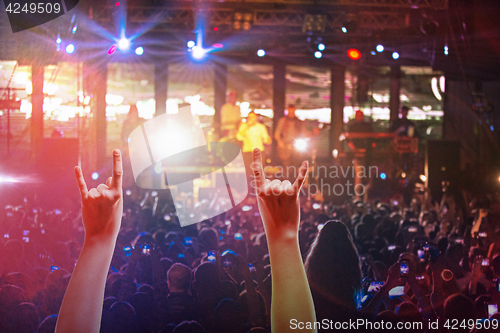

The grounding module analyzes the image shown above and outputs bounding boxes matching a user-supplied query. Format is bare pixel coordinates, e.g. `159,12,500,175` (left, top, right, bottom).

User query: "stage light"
420,174,427,182
108,45,117,55
91,172,99,180
135,47,144,55
490,126,494,131
187,40,195,48
380,173,387,180
66,44,75,54
392,51,400,59
72,24,77,34
376,44,384,52
125,189,132,196
314,51,322,58
444,45,449,56
115,2,120,6
341,26,347,33
257,49,265,57
213,43,223,48
192,46,206,59
56,35,61,51
347,48,361,60
294,139,308,151
332,149,338,158
371,51,376,55
242,205,252,211
214,27,219,31
401,172,406,178
0,176,18,183
118,38,130,51
318,43,325,51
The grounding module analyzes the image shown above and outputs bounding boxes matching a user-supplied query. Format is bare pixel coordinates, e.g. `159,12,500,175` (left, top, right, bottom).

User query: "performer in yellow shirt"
237,111,272,180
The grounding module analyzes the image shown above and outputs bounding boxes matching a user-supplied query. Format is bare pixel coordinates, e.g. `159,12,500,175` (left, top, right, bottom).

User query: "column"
83,60,108,168
31,62,44,159
272,63,286,162
330,63,345,155
389,66,401,123
213,61,227,139
154,63,168,115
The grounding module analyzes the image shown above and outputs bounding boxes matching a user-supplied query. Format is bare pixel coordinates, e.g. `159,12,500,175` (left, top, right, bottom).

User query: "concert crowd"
0,151,500,333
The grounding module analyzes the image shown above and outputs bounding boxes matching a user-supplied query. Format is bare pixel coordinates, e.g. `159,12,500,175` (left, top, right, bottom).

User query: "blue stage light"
91,172,99,180
380,173,387,180
187,40,195,48
118,38,130,51
257,49,265,57
376,44,384,52
135,47,144,55
66,44,75,54
314,51,322,58
318,43,325,51
392,52,400,59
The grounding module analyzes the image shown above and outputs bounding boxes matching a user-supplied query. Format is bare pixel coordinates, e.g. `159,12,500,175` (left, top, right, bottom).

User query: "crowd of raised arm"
0,149,499,333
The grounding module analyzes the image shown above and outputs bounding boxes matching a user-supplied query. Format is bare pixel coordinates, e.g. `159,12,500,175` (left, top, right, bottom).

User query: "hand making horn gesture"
74,149,123,244
251,148,316,333
56,149,124,333
251,148,308,241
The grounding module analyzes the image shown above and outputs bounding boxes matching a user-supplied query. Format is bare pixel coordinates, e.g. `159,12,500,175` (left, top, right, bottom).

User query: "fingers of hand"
293,161,308,193
266,179,281,196
74,166,88,198
106,177,112,188
111,149,123,190
281,180,294,195
251,148,265,193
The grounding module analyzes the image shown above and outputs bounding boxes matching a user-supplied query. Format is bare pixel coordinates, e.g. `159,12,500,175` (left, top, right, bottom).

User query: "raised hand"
74,149,123,244
56,150,124,333
251,148,315,333
251,148,307,241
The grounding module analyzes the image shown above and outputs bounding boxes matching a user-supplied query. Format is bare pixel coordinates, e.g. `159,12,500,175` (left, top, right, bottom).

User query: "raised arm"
252,148,316,333
56,150,124,333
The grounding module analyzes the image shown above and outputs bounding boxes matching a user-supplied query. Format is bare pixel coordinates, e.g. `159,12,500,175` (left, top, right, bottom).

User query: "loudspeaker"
426,140,460,200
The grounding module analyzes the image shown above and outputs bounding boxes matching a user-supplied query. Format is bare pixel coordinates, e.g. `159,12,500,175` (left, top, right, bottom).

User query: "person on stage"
274,104,306,176
220,91,242,139
236,111,272,180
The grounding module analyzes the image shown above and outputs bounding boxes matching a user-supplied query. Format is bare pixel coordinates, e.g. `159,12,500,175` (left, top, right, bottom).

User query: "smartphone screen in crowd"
235,233,243,240
368,281,384,292
207,250,216,263
488,304,498,317
389,286,405,298
124,246,132,257
400,260,410,277
184,237,193,245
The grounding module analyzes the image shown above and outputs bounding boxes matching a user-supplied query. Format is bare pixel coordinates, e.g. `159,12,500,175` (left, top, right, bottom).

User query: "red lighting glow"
214,27,219,31
347,48,361,60
115,2,120,6
108,45,117,55
213,43,223,48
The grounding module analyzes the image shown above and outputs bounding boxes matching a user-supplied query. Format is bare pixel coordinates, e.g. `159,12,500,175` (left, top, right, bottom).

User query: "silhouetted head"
167,263,191,293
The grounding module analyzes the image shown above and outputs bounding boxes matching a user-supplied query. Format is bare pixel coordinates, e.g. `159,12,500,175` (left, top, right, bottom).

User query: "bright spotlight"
371,51,376,55
0,176,18,183
376,44,384,52
135,47,144,55
66,44,75,54
294,139,308,151
91,172,99,180
314,51,322,58
187,40,195,48
341,26,347,33
257,49,265,57
72,24,77,34
380,173,387,180
392,51,400,59
318,43,325,51
332,149,338,158
401,172,406,178
118,38,130,51
420,174,427,182
192,46,206,59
